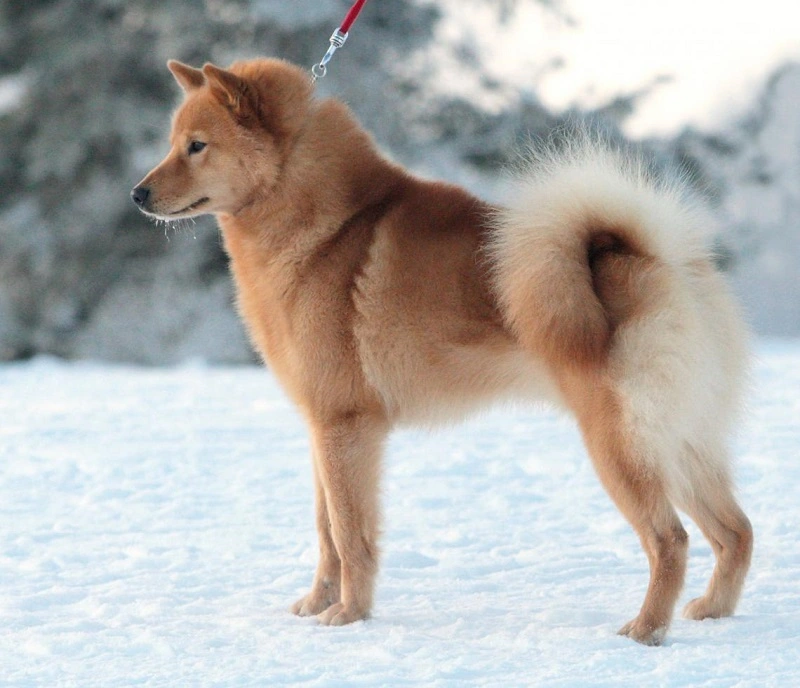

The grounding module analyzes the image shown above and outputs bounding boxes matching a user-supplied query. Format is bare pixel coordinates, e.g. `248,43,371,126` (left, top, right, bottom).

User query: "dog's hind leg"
310,413,387,626
570,381,688,646
677,447,753,621
291,459,342,616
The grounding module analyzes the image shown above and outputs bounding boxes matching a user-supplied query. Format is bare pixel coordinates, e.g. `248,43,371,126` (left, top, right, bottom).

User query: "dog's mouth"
170,197,210,215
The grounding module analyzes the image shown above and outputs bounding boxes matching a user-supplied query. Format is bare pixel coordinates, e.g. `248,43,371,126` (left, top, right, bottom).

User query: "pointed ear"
202,63,249,113
167,60,205,92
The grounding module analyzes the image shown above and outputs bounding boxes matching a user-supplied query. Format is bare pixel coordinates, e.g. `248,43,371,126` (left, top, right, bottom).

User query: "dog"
132,57,753,645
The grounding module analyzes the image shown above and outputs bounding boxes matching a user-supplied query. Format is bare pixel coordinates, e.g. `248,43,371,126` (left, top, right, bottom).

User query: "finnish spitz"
132,58,752,645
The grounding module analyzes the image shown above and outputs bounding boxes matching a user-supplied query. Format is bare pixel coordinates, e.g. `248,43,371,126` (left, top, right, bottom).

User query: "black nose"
131,186,150,207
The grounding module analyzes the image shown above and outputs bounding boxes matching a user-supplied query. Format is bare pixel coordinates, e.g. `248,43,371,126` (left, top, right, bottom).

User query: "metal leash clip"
310,0,369,83
311,28,348,83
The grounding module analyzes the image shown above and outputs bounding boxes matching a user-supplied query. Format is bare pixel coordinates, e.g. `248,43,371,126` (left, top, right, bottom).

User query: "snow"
0,73,27,115
424,0,800,137
1,341,799,686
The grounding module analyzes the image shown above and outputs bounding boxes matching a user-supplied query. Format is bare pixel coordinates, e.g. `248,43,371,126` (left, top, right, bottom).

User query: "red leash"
341,0,368,32
311,0,370,82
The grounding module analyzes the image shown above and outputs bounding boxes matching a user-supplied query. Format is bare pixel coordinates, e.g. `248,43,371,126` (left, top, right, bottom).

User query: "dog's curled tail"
488,139,716,370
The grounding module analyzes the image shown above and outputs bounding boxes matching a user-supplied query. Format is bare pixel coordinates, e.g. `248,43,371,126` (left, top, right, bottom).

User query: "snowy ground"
1,341,798,686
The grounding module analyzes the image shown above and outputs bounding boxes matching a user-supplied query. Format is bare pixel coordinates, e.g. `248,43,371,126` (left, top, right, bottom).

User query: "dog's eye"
188,140,207,155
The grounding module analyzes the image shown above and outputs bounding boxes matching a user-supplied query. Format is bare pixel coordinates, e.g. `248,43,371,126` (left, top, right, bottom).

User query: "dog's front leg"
308,413,388,626
291,459,341,616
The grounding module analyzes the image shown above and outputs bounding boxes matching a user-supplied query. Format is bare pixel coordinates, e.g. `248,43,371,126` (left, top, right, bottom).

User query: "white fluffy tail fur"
489,139,749,478
490,138,753,643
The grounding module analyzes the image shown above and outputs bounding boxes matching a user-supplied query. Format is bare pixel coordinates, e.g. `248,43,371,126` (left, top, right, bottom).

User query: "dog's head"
131,58,312,219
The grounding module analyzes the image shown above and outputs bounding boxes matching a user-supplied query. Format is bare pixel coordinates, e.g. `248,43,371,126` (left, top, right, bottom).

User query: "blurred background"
1,0,798,364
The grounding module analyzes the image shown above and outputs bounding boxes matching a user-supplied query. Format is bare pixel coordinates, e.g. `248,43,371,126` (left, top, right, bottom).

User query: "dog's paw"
291,588,339,617
683,595,730,621
618,616,667,646
316,602,368,626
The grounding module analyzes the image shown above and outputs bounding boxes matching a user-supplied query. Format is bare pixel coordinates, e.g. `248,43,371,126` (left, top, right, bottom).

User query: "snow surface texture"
2,341,798,686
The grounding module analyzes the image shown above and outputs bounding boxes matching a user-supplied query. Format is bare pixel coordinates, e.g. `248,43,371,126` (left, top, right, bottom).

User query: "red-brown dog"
132,58,753,645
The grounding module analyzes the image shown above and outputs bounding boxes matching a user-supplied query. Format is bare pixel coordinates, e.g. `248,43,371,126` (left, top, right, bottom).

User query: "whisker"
145,214,201,242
